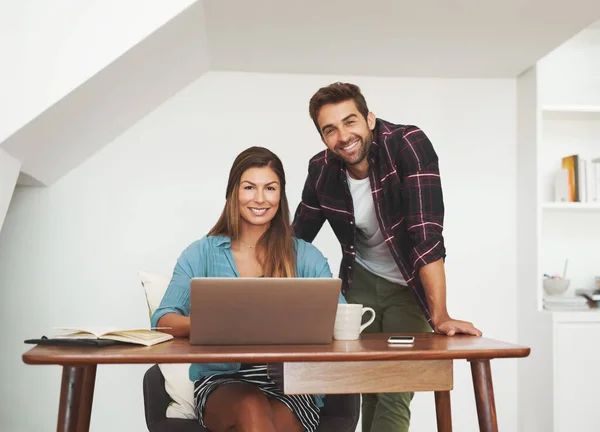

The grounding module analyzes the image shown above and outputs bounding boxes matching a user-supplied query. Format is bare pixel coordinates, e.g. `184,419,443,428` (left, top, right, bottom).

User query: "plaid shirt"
292,118,446,323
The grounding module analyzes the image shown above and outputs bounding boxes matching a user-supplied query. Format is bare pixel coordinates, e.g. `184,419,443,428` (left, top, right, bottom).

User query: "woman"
152,146,345,432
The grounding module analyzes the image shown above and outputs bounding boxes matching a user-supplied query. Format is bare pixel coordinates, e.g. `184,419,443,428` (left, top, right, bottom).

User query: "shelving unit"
527,26,600,432
538,104,600,299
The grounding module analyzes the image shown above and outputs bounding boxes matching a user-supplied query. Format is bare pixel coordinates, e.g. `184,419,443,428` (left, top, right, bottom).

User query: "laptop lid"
189,278,341,345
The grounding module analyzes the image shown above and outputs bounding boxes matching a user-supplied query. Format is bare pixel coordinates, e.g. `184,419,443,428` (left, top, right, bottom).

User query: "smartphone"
387,336,415,345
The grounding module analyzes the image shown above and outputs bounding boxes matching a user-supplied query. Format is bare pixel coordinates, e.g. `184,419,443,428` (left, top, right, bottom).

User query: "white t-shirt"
346,171,406,285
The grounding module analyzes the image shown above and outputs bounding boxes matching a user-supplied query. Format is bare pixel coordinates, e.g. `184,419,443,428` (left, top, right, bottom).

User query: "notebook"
47,327,173,347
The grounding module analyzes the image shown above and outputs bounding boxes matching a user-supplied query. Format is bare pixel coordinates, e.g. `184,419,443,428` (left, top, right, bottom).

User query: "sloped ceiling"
205,0,600,78
0,1,209,186
2,0,600,186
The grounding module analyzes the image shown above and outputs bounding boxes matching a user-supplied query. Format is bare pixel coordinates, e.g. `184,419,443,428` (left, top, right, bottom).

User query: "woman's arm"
151,242,202,336
156,313,190,337
295,238,347,303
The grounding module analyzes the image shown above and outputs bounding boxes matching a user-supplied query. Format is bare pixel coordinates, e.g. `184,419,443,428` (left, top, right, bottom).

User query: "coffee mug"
333,303,376,341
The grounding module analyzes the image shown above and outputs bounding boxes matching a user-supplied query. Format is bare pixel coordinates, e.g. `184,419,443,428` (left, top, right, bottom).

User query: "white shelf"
542,202,600,210
542,105,600,120
542,104,600,113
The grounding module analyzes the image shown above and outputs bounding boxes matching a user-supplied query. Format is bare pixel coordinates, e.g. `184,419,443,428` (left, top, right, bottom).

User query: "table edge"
22,347,531,366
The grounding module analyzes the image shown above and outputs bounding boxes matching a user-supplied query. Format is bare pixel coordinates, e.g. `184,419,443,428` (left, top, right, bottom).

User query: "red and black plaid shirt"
292,118,446,323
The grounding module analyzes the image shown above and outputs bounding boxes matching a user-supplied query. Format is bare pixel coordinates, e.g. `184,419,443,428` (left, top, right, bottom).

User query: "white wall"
538,28,600,105
0,71,518,431
0,0,198,143
516,66,554,432
0,149,21,234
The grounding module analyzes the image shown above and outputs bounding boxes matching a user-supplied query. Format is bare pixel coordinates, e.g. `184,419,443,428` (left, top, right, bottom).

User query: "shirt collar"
213,236,232,248
368,118,383,159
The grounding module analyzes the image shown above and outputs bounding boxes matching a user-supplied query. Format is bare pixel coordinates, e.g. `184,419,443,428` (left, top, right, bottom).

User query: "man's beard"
334,132,372,166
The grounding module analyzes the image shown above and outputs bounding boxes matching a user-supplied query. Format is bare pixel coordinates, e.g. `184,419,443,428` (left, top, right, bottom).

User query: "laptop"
189,277,342,345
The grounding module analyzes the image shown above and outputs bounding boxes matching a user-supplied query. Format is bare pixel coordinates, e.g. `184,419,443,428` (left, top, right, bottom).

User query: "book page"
100,332,173,346
53,327,161,337
53,327,122,338
52,332,100,340
107,330,162,339
52,327,172,343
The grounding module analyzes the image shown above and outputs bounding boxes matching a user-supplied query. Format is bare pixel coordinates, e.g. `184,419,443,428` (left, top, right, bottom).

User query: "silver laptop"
189,278,341,345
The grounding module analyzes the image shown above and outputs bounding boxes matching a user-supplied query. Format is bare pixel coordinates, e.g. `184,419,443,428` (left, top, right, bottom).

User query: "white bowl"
543,279,570,296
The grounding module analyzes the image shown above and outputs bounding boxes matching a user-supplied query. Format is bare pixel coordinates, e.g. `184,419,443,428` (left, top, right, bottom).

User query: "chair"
143,364,360,432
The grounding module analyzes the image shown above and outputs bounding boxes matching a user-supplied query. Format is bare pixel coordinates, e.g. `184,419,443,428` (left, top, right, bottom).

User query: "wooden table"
22,333,529,432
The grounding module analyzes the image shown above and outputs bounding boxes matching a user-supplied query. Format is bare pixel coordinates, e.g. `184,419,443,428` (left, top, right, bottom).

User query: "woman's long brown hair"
207,147,296,277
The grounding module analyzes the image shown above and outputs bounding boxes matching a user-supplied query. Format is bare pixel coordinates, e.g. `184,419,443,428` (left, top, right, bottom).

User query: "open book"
52,327,173,347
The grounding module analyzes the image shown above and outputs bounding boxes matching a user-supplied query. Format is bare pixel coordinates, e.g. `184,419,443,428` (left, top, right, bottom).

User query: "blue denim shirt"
152,235,346,407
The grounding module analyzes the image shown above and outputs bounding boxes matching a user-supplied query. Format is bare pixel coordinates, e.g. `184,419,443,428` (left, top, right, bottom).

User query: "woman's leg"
203,382,275,432
269,398,304,432
203,382,303,432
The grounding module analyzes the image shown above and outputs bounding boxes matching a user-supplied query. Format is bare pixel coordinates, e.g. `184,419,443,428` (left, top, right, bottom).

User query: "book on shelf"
556,155,600,203
592,158,600,202
49,327,174,347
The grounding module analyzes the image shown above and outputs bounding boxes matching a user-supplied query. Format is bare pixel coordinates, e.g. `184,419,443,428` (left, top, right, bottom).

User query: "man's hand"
433,316,482,337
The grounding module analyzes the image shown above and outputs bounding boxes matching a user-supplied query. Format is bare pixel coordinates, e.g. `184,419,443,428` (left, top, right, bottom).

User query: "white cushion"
138,270,196,420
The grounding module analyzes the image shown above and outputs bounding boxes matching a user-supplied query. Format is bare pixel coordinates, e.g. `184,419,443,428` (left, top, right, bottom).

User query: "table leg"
57,366,83,432
57,365,97,432
77,365,97,431
469,359,498,432
435,390,452,431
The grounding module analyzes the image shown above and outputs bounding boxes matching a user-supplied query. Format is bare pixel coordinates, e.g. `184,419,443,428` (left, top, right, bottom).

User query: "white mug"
333,303,376,341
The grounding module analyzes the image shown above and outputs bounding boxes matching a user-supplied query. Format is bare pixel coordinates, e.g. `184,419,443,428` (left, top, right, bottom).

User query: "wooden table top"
22,333,530,366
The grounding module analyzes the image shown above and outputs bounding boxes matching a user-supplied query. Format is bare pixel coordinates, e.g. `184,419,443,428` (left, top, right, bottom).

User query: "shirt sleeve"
292,162,326,242
151,242,201,328
397,126,446,271
295,239,347,304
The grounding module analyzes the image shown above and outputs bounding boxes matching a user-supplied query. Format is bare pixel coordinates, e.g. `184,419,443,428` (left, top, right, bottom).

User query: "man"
292,82,482,432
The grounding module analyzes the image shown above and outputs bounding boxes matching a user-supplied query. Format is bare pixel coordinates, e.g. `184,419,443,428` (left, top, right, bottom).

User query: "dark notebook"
24,336,129,347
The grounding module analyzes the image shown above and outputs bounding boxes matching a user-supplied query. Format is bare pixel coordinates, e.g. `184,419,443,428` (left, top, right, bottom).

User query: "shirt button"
350,221,354,225
350,246,354,249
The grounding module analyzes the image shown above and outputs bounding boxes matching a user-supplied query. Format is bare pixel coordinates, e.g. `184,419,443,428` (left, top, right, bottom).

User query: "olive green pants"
344,263,432,432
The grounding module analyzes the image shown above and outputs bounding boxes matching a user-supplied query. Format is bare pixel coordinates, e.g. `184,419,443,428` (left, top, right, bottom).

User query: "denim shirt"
151,235,346,407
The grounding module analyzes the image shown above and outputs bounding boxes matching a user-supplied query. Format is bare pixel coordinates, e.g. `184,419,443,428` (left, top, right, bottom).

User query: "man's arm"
419,259,481,336
418,259,449,324
292,163,326,242
399,126,481,336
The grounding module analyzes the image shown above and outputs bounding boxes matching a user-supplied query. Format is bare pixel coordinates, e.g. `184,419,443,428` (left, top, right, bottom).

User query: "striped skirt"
193,364,320,432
